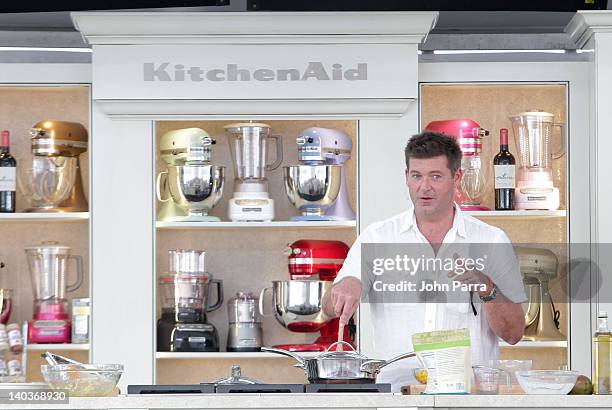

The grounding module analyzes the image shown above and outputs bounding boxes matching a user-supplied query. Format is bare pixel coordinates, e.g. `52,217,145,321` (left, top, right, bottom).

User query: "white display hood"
72,12,438,118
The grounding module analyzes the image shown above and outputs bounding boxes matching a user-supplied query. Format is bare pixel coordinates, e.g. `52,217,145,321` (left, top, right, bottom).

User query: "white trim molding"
566,10,612,49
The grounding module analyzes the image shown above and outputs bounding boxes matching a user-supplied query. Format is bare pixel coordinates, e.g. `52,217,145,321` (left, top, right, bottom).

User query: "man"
322,132,526,390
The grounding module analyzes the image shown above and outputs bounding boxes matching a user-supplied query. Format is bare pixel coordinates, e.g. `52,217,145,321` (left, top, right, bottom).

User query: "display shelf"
0,212,89,222
156,220,357,230
25,343,90,351
156,351,321,359
465,210,566,219
499,340,567,348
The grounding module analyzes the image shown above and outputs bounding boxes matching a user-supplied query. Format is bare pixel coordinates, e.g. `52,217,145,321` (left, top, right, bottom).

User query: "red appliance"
275,239,353,352
424,119,490,211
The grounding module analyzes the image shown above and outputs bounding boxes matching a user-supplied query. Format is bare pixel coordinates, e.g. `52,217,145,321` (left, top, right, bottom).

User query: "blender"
424,119,490,210
225,123,283,222
25,242,83,343
259,240,353,351
156,128,225,222
157,249,224,352
19,120,89,212
226,292,263,352
510,110,565,210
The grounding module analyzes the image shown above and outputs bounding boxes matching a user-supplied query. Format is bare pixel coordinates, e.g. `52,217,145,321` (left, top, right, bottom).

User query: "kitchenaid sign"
143,62,368,82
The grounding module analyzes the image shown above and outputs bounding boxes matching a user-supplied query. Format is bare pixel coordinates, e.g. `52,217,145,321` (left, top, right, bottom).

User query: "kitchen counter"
4,394,612,410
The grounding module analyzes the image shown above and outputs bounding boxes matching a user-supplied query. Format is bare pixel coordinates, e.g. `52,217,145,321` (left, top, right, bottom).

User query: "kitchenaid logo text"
143,62,368,82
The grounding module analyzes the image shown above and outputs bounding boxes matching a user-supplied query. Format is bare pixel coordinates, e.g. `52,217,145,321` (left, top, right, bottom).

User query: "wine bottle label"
0,167,16,191
494,165,515,189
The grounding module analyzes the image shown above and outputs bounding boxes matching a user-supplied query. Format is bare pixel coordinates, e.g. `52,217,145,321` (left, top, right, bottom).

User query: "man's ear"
454,168,463,184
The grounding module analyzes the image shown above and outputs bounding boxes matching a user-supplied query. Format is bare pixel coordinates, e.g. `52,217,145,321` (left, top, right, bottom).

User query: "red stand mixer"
425,119,490,211
259,239,353,352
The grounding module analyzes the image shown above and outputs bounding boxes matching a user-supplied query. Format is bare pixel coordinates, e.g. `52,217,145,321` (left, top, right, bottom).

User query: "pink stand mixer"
425,119,490,211
26,243,83,343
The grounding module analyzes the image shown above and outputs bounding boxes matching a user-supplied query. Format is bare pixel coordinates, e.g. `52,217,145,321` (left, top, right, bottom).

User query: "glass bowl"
488,360,532,385
515,370,579,395
41,364,123,397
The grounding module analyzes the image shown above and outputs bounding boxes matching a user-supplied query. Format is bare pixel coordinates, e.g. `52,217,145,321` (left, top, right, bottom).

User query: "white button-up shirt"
335,206,527,391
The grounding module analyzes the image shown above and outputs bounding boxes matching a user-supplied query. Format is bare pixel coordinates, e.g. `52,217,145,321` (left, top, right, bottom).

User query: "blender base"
28,319,71,344
291,215,333,222
166,215,221,222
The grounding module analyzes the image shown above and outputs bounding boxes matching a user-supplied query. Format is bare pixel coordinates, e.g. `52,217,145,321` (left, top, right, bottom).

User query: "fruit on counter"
569,375,594,395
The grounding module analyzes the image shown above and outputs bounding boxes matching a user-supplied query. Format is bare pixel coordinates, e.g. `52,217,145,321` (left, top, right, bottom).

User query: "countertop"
3,394,612,410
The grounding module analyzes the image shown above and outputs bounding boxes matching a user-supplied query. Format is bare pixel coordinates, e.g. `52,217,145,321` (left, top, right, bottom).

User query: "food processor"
157,249,224,352
226,292,263,352
19,120,88,212
259,240,353,351
156,128,225,222
424,119,490,210
25,242,84,343
225,123,283,222
510,110,565,210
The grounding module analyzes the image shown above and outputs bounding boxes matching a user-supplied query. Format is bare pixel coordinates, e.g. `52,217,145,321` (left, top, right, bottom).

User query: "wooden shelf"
0,212,89,222
156,220,357,230
156,351,321,359
26,343,90,351
500,340,567,348
465,210,566,219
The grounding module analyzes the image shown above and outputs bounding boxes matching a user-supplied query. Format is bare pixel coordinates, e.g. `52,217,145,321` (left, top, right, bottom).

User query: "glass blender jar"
227,292,262,352
25,242,83,343
157,249,223,352
510,110,565,210
225,123,283,222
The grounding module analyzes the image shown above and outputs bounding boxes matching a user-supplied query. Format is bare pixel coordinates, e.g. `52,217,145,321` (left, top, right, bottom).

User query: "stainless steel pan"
262,342,417,383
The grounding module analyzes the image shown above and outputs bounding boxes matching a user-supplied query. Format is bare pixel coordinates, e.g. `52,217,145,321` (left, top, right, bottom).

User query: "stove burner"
306,383,391,393
216,384,304,393
128,384,215,394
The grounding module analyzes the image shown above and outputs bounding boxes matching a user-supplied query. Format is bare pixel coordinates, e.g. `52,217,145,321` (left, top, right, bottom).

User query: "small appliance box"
72,298,90,344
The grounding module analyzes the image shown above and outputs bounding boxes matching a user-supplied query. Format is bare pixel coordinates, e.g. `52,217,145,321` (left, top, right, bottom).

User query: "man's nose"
420,177,433,191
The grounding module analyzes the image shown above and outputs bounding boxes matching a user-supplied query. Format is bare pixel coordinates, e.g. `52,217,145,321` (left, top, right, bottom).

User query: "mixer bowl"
166,165,225,220
283,165,341,218
261,280,332,331
18,157,77,210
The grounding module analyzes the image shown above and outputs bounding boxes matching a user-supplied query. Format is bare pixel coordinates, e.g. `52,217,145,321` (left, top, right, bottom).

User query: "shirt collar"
400,203,467,239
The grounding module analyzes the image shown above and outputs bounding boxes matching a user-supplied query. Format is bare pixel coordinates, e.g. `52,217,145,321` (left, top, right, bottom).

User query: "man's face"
405,155,461,217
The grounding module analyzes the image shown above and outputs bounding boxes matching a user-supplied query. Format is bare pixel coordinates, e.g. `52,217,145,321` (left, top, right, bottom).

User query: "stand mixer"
157,249,224,352
259,239,353,351
284,127,353,221
19,120,88,212
515,247,565,341
510,110,565,210
25,242,83,343
424,119,490,211
156,128,225,222
225,123,283,222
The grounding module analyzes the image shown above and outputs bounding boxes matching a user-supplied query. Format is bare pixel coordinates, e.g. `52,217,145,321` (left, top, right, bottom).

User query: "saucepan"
262,342,418,383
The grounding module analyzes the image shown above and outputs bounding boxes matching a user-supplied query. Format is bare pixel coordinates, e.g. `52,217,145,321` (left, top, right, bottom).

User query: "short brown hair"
405,131,462,174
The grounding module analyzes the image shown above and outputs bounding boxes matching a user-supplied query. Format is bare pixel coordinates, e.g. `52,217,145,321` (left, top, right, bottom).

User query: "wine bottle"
493,128,515,211
0,130,16,213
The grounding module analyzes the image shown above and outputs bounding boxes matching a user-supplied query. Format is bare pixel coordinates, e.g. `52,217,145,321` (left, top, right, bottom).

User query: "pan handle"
261,347,306,367
360,351,417,374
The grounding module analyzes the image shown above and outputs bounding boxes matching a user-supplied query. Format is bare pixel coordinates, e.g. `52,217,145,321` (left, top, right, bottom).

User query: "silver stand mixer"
515,247,565,341
156,128,225,222
283,127,354,221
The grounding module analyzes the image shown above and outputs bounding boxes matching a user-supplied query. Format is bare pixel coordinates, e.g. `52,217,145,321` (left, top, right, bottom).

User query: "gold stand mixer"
515,247,565,341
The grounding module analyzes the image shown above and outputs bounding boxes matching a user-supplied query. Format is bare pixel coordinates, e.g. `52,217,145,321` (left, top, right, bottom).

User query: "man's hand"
447,253,489,288
322,277,362,325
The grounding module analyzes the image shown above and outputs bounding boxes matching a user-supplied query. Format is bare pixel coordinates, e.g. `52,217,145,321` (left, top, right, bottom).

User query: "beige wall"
422,84,569,370
0,86,90,381
155,120,358,383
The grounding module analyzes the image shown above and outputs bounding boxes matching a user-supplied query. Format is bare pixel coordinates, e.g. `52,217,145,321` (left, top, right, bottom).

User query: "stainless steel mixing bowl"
283,165,341,218
259,280,332,331
165,164,225,220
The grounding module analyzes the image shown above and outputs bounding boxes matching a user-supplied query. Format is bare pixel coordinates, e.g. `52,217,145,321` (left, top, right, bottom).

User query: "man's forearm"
483,294,525,345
